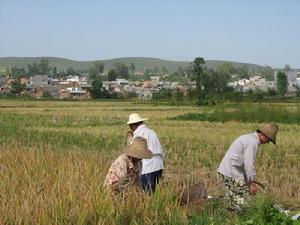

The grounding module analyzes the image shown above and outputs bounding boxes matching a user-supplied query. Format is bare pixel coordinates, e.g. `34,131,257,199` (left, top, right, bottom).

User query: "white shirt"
133,124,164,175
217,132,260,182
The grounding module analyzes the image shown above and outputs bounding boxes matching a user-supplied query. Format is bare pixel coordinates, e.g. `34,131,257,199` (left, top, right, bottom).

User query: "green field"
0,100,299,224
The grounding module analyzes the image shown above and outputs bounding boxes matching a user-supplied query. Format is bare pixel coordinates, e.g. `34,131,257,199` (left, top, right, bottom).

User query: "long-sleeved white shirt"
133,124,164,175
217,132,260,182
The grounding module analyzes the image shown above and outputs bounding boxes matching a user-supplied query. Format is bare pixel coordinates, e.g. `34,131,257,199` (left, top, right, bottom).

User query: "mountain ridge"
0,56,265,73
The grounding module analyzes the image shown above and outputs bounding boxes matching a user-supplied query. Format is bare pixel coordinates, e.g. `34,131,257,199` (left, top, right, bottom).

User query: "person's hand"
249,183,257,195
127,131,133,139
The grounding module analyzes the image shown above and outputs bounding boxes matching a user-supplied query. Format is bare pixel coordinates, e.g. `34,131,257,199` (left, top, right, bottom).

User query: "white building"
66,76,80,82
116,79,129,86
297,78,300,87
66,87,85,94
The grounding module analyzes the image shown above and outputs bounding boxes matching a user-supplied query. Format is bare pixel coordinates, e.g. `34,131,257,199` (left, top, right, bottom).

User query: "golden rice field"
0,99,300,224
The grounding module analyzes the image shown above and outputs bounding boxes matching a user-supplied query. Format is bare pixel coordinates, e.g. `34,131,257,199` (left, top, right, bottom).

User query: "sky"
0,0,300,68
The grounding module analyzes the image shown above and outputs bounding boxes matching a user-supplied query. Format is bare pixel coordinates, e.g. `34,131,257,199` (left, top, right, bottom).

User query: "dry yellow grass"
0,100,299,224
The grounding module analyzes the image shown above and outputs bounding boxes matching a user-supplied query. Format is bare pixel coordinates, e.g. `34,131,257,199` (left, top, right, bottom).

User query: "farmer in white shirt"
218,123,279,211
126,113,164,193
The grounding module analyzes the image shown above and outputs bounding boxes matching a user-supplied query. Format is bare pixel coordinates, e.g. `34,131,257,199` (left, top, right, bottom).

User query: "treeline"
2,57,295,104
152,57,293,105
6,59,86,79
4,58,276,81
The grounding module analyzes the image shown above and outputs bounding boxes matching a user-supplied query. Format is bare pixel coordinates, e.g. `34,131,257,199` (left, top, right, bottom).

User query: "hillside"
0,56,264,73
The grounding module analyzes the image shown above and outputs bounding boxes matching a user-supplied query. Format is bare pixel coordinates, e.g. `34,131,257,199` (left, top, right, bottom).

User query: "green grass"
172,103,300,124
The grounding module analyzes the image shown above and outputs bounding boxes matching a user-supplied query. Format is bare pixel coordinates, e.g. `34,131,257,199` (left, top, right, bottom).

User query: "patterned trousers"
218,173,249,212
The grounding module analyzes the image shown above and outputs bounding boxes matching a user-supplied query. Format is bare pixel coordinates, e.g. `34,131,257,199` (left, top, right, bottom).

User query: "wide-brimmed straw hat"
258,123,279,144
124,137,153,159
126,113,149,125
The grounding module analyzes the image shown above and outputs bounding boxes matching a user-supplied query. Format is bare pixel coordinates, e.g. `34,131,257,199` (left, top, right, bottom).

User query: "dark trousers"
141,169,163,193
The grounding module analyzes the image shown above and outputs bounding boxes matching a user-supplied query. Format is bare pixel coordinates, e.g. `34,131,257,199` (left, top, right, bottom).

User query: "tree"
52,67,58,77
153,66,159,74
28,62,39,76
184,66,193,78
177,66,185,76
11,79,26,95
27,59,50,76
161,66,168,75
211,69,232,94
89,61,104,81
120,65,129,79
114,63,129,79
259,65,274,81
10,67,27,79
173,88,184,103
58,70,67,77
95,61,104,74
191,58,233,104
38,59,51,74
216,63,236,78
67,67,76,75
5,68,11,78
284,64,291,71
129,62,135,75
91,77,104,99
107,69,117,81
143,69,152,80
191,57,207,104
277,71,288,96
236,65,249,79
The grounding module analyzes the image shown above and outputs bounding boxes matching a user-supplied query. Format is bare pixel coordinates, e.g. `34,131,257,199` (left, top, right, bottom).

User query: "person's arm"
127,131,133,145
243,142,258,183
243,142,259,195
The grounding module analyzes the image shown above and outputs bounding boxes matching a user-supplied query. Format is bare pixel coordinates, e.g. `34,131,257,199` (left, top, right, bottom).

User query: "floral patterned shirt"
104,153,142,193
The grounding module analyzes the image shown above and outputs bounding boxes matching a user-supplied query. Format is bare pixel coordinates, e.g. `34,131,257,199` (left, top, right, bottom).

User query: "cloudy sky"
0,0,299,68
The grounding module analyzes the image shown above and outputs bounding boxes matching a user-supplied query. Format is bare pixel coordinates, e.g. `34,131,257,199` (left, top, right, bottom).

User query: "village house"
229,76,276,92
143,80,152,88
135,87,158,99
30,75,48,88
0,77,10,93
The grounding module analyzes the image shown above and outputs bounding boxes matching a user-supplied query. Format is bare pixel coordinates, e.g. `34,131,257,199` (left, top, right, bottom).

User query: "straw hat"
126,113,148,125
124,137,153,159
258,123,279,144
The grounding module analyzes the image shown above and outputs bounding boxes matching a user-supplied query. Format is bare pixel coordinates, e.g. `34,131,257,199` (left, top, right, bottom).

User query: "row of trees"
6,58,292,82
190,57,232,105
3,57,293,102
189,57,291,105
7,59,86,79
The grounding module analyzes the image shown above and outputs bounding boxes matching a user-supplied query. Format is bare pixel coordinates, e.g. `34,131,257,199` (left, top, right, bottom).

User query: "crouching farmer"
104,137,153,194
217,123,279,212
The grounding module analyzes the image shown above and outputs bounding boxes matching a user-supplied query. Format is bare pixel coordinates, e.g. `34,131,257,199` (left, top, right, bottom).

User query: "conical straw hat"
124,137,153,159
258,123,279,144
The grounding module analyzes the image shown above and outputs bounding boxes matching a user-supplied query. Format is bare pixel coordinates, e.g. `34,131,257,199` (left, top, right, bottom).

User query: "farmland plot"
0,100,299,224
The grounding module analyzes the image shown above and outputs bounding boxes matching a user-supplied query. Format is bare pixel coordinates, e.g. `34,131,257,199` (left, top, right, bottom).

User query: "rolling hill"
0,56,264,73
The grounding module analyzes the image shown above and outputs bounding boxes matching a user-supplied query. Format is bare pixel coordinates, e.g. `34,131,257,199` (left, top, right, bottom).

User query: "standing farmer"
126,113,164,193
217,123,279,211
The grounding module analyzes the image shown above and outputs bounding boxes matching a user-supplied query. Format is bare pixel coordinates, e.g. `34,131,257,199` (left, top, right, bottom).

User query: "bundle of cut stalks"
178,182,207,216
